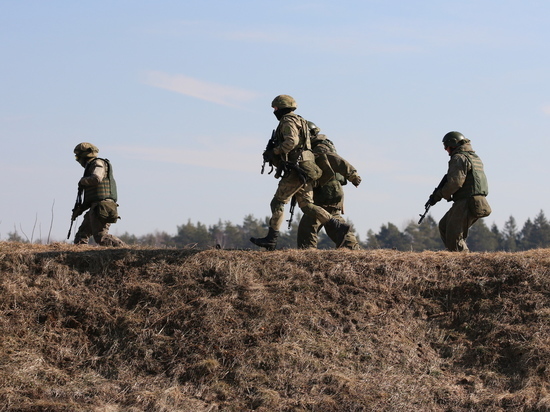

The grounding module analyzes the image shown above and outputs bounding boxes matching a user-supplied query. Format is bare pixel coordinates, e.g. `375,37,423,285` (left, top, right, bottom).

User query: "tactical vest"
82,158,118,209
311,135,345,209
312,135,338,154
452,151,488,201
275,113,311,163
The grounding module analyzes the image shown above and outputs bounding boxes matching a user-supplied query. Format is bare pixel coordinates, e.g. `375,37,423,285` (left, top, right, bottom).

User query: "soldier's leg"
295,182,332,223
439,199,473,252
438,211,449,249
334,214,360,250
296,184,350,248
269,173,304,230
297,213,322,249
323,211,360,250
73,211,93,245
251,173,303,250
89,207,126,247
344,232,361,250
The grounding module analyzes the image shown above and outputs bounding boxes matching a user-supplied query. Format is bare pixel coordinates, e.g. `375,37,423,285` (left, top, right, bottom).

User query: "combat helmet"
442,131,466,149
271,94,297,110
307,121,320,137
74,142,99,160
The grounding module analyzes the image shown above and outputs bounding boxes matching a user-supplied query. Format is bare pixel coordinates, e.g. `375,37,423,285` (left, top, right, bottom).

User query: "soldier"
250,95,351,250
428,131,491,252
71,142,125,247
297,122,361,249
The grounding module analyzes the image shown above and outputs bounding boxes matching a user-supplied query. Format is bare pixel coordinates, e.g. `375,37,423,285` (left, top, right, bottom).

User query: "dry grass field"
0,242,549,411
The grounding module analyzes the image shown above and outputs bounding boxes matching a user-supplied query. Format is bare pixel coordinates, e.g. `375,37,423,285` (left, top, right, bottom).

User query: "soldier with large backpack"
297,122,361,249
71,142,125,247
250,95,351,251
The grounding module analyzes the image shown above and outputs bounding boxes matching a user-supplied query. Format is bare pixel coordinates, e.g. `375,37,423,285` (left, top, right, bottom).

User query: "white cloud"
143,71,259,107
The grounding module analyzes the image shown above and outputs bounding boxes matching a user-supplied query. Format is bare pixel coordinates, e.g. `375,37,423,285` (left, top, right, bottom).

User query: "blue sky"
1,0,549,243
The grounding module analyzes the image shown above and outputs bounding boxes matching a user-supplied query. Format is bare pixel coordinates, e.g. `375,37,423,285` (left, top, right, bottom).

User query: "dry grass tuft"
0,242,549,411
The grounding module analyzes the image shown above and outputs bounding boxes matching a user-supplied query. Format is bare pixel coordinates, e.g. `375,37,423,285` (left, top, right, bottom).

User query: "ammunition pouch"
96,200,120,224
468,195,492,218
298,160,323,182
278,160,321,184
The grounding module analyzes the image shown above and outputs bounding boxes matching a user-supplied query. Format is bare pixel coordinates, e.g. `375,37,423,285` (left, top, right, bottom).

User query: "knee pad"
270,198,285,214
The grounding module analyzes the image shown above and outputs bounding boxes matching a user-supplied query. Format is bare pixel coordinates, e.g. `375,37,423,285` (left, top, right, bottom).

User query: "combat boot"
325,218,351,248
250,227,279,251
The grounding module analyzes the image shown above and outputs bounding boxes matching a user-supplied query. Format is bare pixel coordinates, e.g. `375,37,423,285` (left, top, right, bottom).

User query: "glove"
428,189,443,206
263,149,275,163
71,206,83,221
349,173,362,187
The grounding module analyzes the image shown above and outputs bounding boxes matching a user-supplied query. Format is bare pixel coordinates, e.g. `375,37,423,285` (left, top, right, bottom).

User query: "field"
0,242,549,411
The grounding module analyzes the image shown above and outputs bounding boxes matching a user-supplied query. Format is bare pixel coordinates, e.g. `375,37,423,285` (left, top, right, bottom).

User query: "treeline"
364,212,548,252
5,210,549,251
113,210,550,252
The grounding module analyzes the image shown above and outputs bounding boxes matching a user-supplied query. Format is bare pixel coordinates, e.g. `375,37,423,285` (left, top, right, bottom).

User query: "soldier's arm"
79,159,106,187
439,155,470,200
273,119,300,156
325,152,361,186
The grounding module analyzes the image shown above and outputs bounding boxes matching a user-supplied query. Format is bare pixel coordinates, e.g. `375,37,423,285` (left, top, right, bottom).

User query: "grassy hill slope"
0,242,549,411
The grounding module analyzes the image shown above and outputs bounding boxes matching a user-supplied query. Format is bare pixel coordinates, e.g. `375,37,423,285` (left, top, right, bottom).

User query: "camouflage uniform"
268,112,332,231
297,134,361,249
72,143,125,247
250,95,351,250
431,137,491,252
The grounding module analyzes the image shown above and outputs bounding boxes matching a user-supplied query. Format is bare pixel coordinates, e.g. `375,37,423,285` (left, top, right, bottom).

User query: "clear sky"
1,0,549,243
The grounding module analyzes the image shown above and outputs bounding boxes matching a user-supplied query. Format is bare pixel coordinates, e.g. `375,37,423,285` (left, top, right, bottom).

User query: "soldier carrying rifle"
420,131,491,252
250,95,351,251
70,142,125,247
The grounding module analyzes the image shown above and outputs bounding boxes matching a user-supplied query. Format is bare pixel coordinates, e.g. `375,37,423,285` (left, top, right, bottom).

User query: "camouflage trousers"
438,198,478,252
74,203,125,247
269,170,332,231
297,207,360,250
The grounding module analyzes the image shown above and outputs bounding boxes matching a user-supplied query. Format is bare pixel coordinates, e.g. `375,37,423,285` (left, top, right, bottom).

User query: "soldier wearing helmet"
427,131,491,251
250,95,352,250
297,121,362,250
71,143,125,247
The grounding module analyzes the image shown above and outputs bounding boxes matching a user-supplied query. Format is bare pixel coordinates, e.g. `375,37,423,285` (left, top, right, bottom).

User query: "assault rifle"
261,130,277,175
418,175,448,224
67,187,83,239
286,195,297,229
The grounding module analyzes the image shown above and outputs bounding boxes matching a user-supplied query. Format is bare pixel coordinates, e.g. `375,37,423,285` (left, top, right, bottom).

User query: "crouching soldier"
71,142,125,247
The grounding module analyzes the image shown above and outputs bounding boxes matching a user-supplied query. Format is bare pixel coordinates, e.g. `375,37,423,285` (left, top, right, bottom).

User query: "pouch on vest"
299,160,323,181
468,195,492,218
97,200,120,223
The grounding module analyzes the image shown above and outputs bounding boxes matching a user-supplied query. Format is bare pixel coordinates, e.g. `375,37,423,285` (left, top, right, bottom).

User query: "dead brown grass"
0,242,549,411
